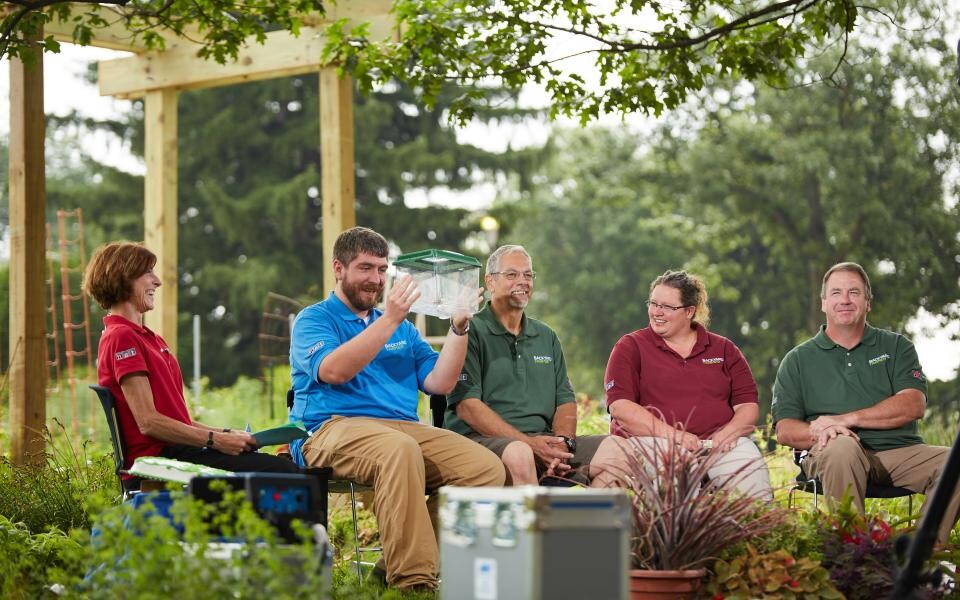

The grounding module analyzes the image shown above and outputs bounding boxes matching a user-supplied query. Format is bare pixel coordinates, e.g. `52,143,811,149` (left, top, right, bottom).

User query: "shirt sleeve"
726,340,759,407
604,336,640,412
291,308,342,385
892,335,928,395
553,334,575,406
771,348,806,424
406,322,440,391
447,328,482,407
101,327,150,383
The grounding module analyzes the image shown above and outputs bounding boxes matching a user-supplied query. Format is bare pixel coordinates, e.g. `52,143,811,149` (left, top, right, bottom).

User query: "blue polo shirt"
288,293,439,465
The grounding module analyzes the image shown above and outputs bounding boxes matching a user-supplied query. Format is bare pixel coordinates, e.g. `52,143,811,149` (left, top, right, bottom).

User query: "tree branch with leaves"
321,0,863,124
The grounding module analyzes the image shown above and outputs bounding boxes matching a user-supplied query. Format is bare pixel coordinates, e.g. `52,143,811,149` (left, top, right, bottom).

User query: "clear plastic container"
394,249,481,319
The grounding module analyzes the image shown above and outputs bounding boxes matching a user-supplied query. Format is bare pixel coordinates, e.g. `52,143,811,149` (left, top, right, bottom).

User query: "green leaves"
320,0,867,123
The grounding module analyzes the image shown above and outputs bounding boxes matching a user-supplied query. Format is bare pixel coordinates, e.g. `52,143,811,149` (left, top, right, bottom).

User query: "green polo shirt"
771,324,927,451
445,304,575,436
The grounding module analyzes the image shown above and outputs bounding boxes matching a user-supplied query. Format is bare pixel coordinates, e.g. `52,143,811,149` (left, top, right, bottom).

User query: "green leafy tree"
323,0,870,123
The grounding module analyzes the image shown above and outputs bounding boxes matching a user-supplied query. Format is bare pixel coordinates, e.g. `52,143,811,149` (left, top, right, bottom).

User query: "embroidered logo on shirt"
115,348,137,361
605,380,615,391
912,369,925,381
306,341,325,356
702,357,724,365
532,355,552,364
868,353,891,366
457,373,468,382
384,340,408,352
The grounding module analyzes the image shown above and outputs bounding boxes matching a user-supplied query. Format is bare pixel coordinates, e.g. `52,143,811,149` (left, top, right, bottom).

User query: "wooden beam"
319,67,356,295
8,31,47,465
44,4,202,53
142,89,179,352
98,18,398,99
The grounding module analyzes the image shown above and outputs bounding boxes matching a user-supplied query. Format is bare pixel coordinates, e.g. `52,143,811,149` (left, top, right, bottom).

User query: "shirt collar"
813,323,878,350
104,313,148,334
476,302,538,338
327,291,382,322
646,322,709,353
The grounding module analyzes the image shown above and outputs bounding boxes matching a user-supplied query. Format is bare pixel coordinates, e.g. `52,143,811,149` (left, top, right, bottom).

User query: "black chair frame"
90,384,141,500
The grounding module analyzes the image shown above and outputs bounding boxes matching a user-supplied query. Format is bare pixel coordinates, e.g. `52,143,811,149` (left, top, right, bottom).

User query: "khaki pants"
630,436,773,501
301,416,505,589
804,435,960,544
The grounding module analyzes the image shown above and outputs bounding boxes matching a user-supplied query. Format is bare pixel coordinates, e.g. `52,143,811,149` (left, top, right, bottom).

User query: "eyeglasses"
490,270,537,281
645,300,689,312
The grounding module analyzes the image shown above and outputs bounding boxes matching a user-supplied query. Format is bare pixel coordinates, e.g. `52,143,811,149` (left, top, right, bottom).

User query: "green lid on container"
394,249,481,273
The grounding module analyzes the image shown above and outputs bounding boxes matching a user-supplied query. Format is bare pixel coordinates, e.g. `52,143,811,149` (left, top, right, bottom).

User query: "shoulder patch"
115,348,137,361
306,341,325,356
605,379,615,391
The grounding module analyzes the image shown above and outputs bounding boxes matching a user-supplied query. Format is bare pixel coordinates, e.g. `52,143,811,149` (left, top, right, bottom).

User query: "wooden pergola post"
319,67,356,295
8,36,48,465
143,89,179,350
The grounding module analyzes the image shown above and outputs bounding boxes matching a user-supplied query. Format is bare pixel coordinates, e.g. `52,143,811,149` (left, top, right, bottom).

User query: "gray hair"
821,262,873,300
486,244,532,274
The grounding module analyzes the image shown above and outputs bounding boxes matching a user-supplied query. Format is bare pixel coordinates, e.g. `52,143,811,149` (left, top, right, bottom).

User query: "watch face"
564,437,576,453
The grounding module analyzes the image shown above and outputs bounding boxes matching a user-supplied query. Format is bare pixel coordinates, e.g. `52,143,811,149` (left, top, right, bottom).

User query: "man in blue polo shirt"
289,227,504,592
773,262,960,545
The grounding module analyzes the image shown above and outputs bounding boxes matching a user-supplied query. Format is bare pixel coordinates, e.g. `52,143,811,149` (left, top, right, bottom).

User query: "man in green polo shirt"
445,244,628,487
772,262,960,544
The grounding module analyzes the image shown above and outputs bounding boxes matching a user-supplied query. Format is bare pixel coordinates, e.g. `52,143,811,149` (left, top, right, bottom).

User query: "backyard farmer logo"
384,340,408,352
868,353,891,366
533,355,553,365
702,357,724,365
115,348,137,361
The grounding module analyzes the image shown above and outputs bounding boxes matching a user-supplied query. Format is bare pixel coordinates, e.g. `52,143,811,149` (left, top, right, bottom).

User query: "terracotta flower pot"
629,568,706,600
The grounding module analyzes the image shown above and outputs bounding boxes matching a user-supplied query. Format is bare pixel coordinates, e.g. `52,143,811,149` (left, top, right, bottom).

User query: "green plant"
0,423,116,532
706,544,842,599
0,515,81,599
66,483,330,598
625,434,787,571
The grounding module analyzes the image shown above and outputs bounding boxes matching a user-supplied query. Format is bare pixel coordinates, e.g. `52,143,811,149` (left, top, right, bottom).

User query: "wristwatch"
560,435,577,454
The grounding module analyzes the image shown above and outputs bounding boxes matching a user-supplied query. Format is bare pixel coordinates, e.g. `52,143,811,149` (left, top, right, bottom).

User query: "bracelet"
206,431,215,449
450,320,470,336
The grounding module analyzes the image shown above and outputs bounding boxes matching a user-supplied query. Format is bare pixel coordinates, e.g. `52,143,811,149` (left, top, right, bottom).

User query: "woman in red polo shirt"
603,270,771,500
84,241,299,487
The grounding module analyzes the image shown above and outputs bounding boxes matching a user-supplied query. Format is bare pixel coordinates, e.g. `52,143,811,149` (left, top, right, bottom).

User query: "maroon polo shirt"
97,315,192,468
604,324,757,439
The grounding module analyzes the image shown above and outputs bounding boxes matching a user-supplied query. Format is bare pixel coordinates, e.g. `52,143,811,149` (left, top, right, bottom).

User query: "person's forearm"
423,328,469,394
609,400,679,438
842,389,925,430
775,418,813,450
714,404,758,439
457,398,528,440
317,316,403,385
551,402,577,438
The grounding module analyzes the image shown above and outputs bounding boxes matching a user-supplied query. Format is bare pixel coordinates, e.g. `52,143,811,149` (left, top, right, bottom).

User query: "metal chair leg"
349,481,363,585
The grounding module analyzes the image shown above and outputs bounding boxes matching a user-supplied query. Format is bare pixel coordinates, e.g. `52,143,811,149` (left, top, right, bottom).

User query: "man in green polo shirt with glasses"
772,262,960,545
444,244,629,487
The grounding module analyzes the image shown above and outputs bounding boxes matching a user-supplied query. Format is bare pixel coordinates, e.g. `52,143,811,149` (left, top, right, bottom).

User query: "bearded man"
288,226,504,592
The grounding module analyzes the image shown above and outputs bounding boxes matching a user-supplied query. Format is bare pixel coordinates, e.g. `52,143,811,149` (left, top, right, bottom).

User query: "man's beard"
342,278,383,312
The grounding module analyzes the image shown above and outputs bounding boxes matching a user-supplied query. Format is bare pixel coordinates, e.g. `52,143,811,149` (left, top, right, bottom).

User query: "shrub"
0,423,116,533
0,516,81,599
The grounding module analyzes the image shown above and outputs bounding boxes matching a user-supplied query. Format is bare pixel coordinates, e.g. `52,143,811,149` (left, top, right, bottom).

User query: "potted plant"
622,434,786,599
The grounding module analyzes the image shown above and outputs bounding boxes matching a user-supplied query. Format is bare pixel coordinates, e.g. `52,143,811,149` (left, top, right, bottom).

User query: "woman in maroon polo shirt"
603,270,771,500
84,241,299,488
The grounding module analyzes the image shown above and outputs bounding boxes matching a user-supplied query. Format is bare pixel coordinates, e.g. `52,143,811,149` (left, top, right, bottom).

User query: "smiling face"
130,270,161,314
821,269,871,329
648,284,695,340
336,251,388,313
486,251,533,311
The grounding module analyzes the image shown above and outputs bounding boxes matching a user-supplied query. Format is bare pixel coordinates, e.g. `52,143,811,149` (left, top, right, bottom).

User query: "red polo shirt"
604,324,757,439
97,315,192,467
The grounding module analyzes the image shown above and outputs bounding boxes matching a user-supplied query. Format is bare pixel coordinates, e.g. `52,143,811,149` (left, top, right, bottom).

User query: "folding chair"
287,389,379,584
90,384,141,500
787,449,914,515
429,394,447,428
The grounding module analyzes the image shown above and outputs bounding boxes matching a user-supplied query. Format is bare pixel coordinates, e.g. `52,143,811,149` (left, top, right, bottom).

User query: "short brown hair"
333,227,389,267
820,262,873,300
650,270,711,327
83,242,157,309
